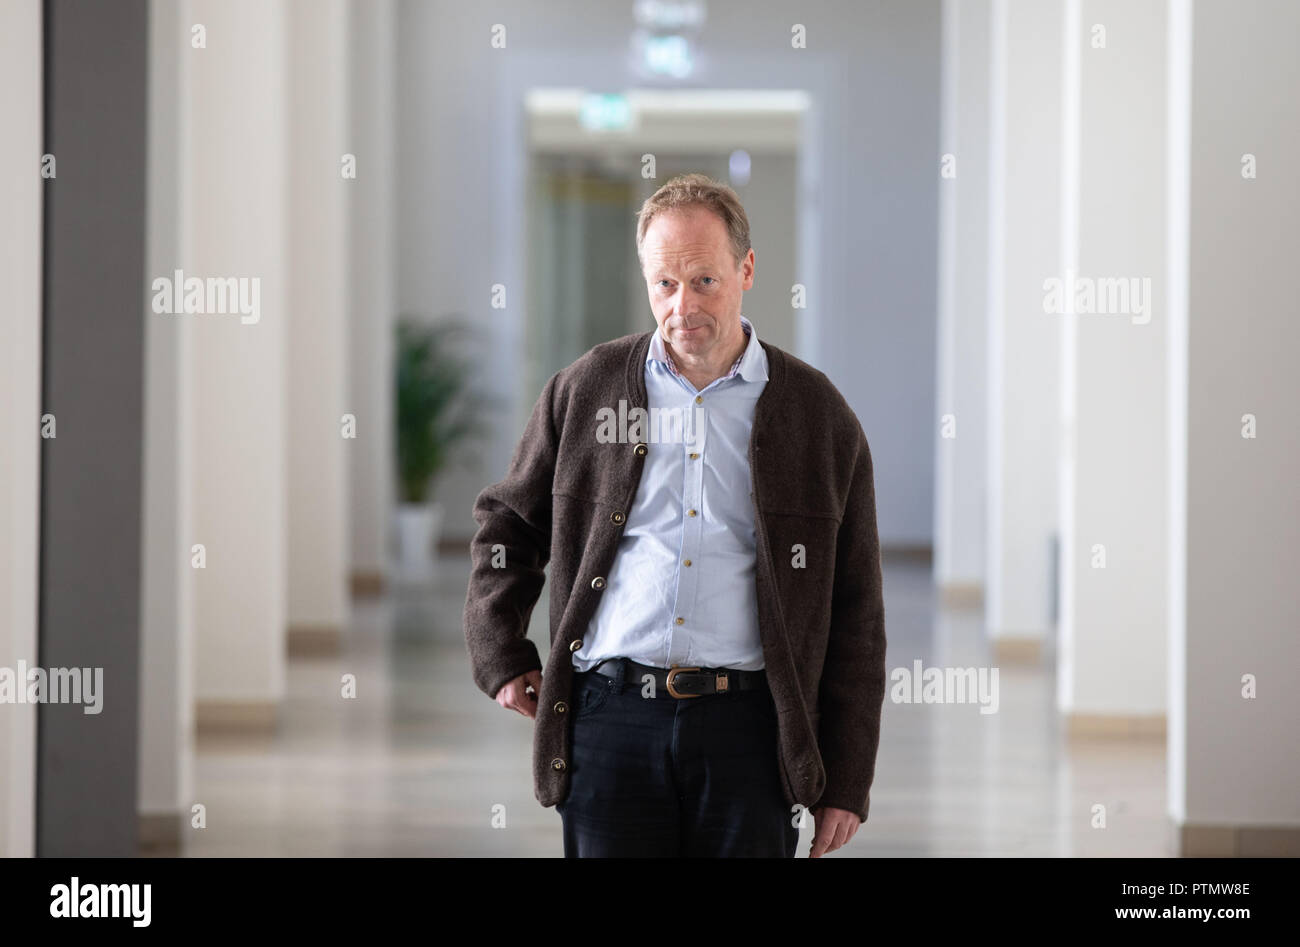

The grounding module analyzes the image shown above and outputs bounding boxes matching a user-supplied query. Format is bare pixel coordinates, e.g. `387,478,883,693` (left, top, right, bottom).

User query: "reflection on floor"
184,553,1167,857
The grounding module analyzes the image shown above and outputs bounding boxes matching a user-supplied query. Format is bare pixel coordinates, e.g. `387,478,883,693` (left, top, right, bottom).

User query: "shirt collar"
646,315,768,384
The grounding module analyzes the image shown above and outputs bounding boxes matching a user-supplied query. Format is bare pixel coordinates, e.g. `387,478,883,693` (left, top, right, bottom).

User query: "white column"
1057,0,1167,734
984,0,1064,658
285,0,350,644
188,0,289,727
347,0,397,591
0,0,42,858
1167,0,1300,856
935,0,992,607
139,0,195,847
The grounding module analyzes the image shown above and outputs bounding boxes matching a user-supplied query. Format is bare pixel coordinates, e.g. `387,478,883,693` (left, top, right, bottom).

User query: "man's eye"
699,277,715,286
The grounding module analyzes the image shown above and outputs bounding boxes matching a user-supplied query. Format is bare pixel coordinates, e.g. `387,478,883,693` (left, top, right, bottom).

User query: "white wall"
286,0,350,628
1057,0,1168,720
1168,0,1300,845
396,0,942,547
984,0,1063,641
347,0,397,581
935,0,991,587
139,0,196,831
188,0,289,708
0,0,42,858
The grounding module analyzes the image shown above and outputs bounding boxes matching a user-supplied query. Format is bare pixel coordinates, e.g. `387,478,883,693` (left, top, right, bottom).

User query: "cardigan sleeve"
462,372,561,699
815,423,888,822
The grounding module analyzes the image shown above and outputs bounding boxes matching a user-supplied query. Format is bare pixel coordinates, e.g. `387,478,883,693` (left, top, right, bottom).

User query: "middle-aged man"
463,173,886,858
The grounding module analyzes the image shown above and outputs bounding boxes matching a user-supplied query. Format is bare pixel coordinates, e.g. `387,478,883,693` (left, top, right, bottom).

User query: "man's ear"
741,249,755,290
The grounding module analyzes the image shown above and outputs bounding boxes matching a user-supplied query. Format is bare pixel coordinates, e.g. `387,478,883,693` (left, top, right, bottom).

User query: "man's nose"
671,285,695,317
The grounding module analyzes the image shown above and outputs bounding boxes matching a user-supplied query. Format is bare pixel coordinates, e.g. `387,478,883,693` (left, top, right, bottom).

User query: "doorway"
523,89,807,400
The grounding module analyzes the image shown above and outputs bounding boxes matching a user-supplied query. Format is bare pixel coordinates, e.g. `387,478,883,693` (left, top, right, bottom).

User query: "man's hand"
809,805,859,857
495,669,543,719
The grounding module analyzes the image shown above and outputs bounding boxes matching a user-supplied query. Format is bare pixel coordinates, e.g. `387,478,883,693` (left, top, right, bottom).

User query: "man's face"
641,206,754,360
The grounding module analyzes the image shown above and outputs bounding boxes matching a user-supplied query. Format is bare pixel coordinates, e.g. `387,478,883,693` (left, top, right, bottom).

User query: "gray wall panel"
38,0,148,857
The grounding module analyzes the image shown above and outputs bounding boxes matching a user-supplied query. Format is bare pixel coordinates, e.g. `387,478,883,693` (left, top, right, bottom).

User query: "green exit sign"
579,94,631,131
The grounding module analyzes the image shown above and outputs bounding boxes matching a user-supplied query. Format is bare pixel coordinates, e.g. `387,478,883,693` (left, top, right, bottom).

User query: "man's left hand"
809,806,859,857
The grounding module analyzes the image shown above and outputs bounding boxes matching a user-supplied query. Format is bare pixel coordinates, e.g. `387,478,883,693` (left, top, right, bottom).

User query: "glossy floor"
185,554,1168,857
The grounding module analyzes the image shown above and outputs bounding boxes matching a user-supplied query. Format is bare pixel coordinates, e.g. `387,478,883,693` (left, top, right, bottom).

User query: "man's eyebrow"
649,264,717,279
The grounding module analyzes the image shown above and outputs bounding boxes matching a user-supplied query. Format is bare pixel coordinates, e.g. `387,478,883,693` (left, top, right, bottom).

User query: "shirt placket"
665,388,709,667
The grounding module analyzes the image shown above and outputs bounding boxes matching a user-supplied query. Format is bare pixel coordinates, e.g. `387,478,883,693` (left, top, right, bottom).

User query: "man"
463,173,886,857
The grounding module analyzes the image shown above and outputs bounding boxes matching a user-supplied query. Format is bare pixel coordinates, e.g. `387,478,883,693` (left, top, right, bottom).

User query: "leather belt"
590,657,767,698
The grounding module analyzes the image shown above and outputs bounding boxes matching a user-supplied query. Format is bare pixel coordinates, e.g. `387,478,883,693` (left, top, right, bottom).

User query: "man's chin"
672,330,712,350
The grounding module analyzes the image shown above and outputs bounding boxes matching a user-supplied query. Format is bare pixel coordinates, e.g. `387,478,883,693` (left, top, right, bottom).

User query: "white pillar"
1166,0,1300,856
984,0,1064,658
139,0,195,848
285,0,350,645
1057,0,1167,734
188,0,289,728
0,0,42,858
935,0,992,607
347,0,397,592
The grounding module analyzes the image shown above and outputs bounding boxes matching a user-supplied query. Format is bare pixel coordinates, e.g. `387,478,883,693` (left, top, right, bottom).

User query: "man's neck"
669,322,748,391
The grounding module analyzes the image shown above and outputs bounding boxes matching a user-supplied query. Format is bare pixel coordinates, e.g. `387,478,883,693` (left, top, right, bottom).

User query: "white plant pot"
395,501,443,580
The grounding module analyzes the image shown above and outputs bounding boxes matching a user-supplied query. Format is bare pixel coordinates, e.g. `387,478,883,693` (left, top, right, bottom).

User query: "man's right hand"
495,669,543,719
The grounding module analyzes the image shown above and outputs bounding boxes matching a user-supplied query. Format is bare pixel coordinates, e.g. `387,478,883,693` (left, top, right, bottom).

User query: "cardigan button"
633,443,647,457
553,700,568,714
551,758,566,772
591,576,606,590
610,511,625,525
569,639,583,652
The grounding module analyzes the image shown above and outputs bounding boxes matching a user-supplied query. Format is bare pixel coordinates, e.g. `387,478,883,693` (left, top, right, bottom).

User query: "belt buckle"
665,665,702,699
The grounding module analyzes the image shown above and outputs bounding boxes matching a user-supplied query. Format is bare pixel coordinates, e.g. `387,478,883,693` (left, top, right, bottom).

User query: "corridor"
184,554,1164,857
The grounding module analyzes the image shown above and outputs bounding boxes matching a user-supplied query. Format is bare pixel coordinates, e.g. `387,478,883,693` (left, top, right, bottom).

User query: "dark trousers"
557,664,799,857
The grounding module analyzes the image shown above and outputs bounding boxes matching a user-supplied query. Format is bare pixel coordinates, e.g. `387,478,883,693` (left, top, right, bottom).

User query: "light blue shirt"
572,316,770,672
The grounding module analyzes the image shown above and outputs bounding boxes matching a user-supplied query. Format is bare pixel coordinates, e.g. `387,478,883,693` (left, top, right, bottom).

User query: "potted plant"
394,318,488,578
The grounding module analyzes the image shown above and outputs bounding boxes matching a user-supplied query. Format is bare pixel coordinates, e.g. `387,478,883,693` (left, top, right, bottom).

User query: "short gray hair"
635,173,751,268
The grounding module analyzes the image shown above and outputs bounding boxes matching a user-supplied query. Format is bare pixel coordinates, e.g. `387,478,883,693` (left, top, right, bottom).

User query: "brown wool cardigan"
462,329,887,822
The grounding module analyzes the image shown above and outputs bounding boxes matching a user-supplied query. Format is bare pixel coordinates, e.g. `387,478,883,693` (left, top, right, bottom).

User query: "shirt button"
689,452,699,459
551,758,566,772
633,443,647,456
687,509,697,517
569,639,583,652
610,511,625,525
554,701,568,714
591,576,606,590
683,559,692,567
694,396,703,404
675,617,684,626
